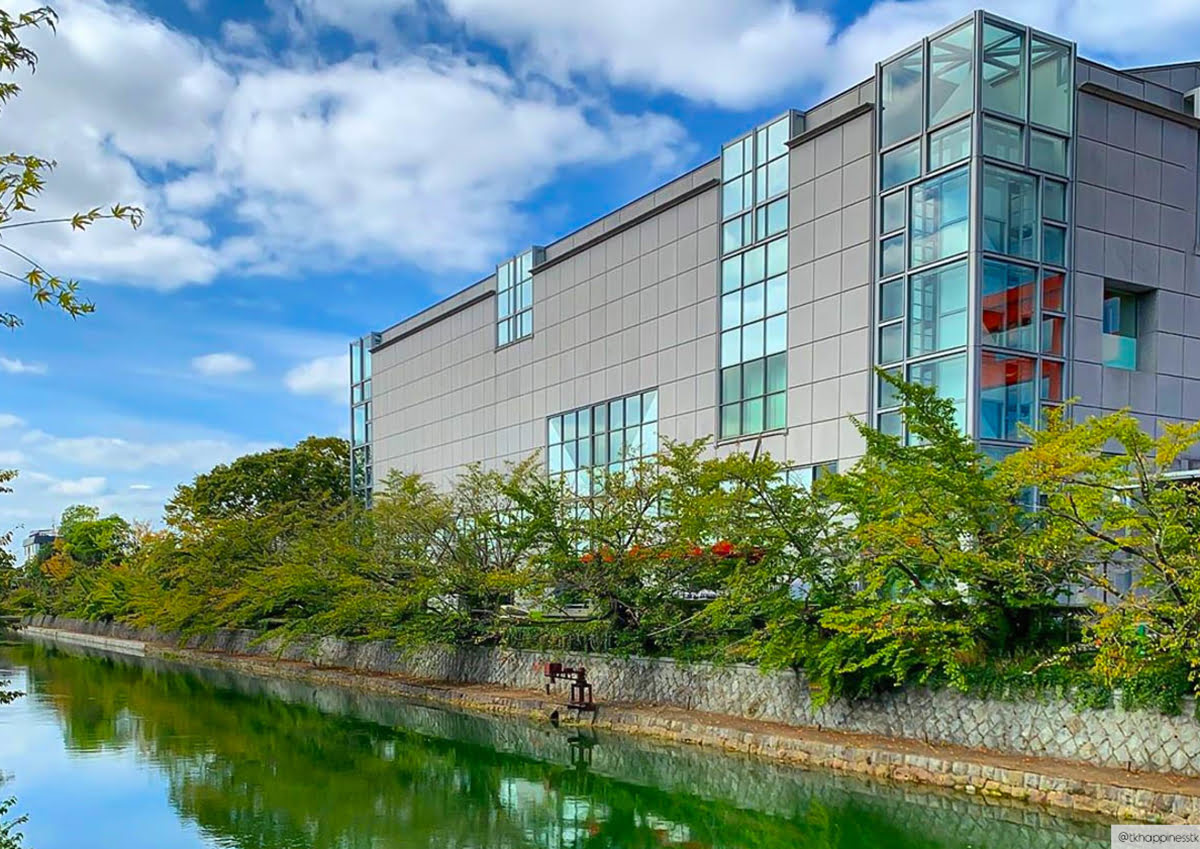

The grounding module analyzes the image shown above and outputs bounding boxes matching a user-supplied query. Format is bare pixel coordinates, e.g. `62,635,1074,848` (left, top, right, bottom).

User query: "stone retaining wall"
25,614,1200,778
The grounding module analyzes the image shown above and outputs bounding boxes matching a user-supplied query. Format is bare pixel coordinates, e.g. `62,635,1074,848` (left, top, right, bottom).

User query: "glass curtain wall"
497,247,544,347
977,19,1072,447
547,389,659,496
719,112,798,439
875,17,975,439
875,13,1073,447
349,332,381,502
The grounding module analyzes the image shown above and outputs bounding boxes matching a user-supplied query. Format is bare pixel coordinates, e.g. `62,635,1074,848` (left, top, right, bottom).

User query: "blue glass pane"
910,167,969,266
881,47,924,147
909,260,968,356
881,140,921,189
1103,334,1138,370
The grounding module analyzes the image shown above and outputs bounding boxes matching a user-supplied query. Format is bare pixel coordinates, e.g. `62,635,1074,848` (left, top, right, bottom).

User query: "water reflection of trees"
14,644,1106,849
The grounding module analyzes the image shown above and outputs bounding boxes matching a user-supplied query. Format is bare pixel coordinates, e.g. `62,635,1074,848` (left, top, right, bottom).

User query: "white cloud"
0,414,22,429
21,430,277,472
0,0,689,296
0,419,278,555
289,0,1200,109
440,0,835,108
49,476,108,496
191,352,254,377
284,354,348,405
213,56,686,273
0,357,49,375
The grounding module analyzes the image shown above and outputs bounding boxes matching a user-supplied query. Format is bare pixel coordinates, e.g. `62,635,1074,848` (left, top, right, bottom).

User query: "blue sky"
2,0,1199,540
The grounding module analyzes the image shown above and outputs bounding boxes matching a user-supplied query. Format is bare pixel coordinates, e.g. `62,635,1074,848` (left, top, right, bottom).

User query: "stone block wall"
25,614,1200,778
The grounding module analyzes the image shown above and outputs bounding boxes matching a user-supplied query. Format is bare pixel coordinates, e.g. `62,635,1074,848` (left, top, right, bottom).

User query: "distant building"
22,529,57,565
352,10,1200,503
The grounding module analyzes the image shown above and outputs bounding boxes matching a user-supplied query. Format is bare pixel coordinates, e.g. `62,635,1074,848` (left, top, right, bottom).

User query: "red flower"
711,539,735,557
687,545,704,558
579,552,595,564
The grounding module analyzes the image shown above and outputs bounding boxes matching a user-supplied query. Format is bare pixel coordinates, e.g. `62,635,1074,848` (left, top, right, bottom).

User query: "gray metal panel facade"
372,160,725,488
362,16,1200,494
780,106,874,467
1071,82,1200,435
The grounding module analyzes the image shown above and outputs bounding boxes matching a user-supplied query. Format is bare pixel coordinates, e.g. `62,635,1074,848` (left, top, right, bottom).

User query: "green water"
0,639,1110,849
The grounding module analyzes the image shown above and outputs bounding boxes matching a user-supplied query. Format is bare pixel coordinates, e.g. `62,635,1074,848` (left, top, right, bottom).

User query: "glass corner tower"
872,11,1074,455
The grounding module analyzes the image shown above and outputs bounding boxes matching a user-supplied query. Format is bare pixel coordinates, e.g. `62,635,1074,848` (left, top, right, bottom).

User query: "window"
549,390,659,495
781,463,837,489
351,446,371,493
1042,270,1065,312
723,175,753,218
1043,224,1066,267
909,260,968,356
980,352,1036,441
1030,130,1067,175
1041,359,1065,402
982,165,1037,259
909,354,967,434
1102,290,1138,370
497,249,540,346
725,116,791,242
1042,180,1067,222
352,404,367,446
1041,313,1065,356
928,22,975,126
910,167,969,266
721,354,787,437
881,191,905,234
881,233,905,277
878,368,903,408
982,117,1023,164
981,259,1037,350
877,411,903,437
982,22,1026,120
880,278,904,321
928,118,971,170
881,47,924,147
1030,37,1072,133
720,237,788,438
881,139,921,189
760,197,788,238
349,332,380,500
722,136,750,182
879,322,904,364
723,213,751,253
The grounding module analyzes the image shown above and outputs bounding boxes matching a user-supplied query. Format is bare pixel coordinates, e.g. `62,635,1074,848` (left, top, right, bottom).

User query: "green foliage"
167,436,349,526
0,798,26,849
792,377,1080,703
0,5,142,330
4,379,1200,714
1005,409,1200,709
58,505,132,566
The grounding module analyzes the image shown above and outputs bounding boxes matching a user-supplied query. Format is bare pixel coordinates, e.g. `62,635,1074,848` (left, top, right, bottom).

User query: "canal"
0,639,1109,848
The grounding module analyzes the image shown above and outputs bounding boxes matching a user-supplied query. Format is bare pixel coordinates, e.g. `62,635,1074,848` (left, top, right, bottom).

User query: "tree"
57,503,98,537
0,798,26,849
57,506,132,566
166,437,351,528
0,6,142,329
1005,409,1200,708
798,375,1080,703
